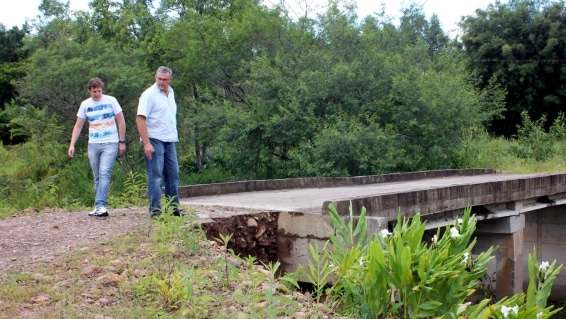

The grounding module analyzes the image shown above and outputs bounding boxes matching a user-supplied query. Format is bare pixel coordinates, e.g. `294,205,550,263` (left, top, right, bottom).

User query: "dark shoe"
173,208,185,217
150,208,161,219
88,206,109,217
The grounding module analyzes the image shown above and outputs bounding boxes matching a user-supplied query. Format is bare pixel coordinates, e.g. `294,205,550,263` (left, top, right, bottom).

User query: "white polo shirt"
137,83,178,142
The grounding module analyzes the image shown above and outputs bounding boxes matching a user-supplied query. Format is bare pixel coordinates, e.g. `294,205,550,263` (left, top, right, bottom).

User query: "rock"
97,273,122,287
133,269,145,278
97,297,112,306
255,301,267,309
110,259,123,267
254,225,266,238
259,283,274,294
246,218,258,227
81,266,104,278
317,303,331,313
293,312,307,319
227,256,242,268
30,294,51,304
81,293,96,304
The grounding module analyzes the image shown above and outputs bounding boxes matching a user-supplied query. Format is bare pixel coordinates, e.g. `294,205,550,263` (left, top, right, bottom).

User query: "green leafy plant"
301,242,334,303
464,250,562,318
109,169,145,207
305,204,494,318
216,233,233,287
303,204,564,318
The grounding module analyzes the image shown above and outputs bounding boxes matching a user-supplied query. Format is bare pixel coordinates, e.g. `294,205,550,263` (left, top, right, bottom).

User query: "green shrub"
550,113,566,140
513,112,555,161
303,205,562,318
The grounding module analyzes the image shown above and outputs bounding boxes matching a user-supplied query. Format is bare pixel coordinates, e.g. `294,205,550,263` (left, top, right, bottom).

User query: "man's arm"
68,118,86,158
115,112,126,156
136,115,154,160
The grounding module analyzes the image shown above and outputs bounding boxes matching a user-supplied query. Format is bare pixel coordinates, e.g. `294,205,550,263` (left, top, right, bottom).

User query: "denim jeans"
145,138,180,215
87,142,118,208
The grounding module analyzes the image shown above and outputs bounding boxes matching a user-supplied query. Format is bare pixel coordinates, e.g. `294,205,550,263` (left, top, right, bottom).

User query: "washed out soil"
201,212,280,263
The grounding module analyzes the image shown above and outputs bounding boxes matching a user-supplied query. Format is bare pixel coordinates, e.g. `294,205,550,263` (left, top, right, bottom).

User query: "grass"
459,129,566,173
0,211,342,319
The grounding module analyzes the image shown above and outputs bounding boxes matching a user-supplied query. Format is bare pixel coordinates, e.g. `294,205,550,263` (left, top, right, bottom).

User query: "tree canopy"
462,0,566,135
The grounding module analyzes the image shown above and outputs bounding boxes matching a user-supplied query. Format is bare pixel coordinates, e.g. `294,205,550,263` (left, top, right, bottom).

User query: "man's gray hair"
156,66,173,77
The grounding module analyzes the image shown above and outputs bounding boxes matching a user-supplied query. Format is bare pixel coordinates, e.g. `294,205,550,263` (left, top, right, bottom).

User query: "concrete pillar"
495,230,524,297
277,212,334,274
476,214,525,299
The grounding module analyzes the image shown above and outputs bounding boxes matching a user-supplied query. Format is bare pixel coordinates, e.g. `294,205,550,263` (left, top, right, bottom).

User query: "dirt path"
0,204,268,276
0,208,150,275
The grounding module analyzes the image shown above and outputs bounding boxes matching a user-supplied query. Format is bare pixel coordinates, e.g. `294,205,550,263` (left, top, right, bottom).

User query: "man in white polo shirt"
68,77,126,217
136,66,182,217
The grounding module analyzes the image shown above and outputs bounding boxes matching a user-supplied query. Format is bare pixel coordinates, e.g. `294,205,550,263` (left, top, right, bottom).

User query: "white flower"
379,229,391,239
540,261,550,272
501,305,511,318
501,305,519,318
457,218,464,224
450,227,461,239
359,257,365,267
462,252,469,264
537,312,544,319
431,234,438,244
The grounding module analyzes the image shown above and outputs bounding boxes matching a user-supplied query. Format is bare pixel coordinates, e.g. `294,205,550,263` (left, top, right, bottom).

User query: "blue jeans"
87,143,118,208
145,138,180,215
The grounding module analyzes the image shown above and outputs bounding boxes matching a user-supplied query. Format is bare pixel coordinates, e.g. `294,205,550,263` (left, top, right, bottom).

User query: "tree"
0,24,28,144
0,24,27,107
461,0,566,135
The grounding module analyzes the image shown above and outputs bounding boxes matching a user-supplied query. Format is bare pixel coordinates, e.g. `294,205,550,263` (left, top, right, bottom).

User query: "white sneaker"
88,206,109,217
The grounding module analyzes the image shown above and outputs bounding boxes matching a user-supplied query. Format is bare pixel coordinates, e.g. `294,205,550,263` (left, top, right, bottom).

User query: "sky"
0,0,495,37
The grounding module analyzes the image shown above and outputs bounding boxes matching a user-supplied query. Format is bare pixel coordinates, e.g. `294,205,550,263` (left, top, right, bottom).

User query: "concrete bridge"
179,169,566,299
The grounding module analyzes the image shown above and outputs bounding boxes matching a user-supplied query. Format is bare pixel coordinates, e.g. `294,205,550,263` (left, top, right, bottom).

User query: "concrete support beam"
476,214,525,234
496,231,524,298
477,215,525,299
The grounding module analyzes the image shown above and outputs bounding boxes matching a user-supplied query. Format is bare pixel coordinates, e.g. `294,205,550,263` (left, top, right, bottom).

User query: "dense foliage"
462,0,566,135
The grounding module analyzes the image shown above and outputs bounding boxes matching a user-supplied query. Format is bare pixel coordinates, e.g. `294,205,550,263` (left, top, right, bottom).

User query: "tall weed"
513,112,555,161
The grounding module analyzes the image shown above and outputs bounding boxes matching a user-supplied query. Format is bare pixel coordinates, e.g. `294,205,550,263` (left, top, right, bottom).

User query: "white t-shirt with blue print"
77,94,123,144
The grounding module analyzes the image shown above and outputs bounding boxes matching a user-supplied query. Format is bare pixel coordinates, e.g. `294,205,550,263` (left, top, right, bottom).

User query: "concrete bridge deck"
181,173,518,212
180,172,563,218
